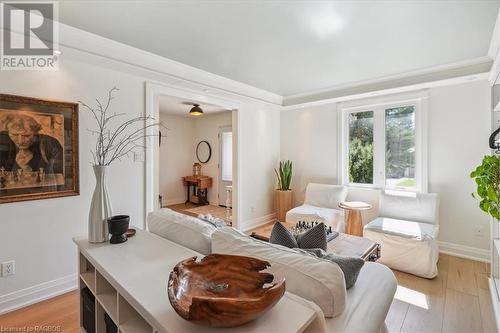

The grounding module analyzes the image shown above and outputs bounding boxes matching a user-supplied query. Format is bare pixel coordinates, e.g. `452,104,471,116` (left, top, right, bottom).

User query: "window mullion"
373,108,385,188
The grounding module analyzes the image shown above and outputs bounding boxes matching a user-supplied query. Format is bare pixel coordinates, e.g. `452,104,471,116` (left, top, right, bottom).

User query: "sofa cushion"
300,248,364,289
212,227,347,318
365,217,438,241
197,214,226,228
379,191,439,224
147,209,216,255
304,183,347,209
324,262,397,332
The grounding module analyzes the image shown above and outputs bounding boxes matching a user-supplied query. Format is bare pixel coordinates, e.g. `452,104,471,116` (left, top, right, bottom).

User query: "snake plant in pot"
275,160,293,222
470,155,500,221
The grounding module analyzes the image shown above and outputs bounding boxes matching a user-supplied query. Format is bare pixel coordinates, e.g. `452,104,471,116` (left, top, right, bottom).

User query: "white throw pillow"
147,209,216,254
211,227,347,318
304,183,348,209
379,191,439,224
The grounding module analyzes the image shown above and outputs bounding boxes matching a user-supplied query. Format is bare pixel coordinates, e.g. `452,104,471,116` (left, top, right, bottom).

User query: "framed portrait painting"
0,94,79,203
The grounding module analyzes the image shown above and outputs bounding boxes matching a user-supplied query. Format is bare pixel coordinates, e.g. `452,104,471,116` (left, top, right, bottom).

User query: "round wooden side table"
338,201,373,237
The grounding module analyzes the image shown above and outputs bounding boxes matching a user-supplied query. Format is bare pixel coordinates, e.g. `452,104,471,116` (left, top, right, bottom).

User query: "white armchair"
285,183,348,232
363,191,440,278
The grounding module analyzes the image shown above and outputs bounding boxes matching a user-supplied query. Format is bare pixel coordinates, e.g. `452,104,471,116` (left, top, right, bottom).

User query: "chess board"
250,222,381,262
290,221,338,242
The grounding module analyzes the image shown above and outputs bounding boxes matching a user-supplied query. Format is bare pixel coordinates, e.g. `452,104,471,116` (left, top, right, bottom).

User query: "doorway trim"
144,81,241,229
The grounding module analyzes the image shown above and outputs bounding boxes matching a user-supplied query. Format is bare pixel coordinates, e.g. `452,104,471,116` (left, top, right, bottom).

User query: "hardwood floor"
0,255,495,333
387,254,495,333
0,291,79,332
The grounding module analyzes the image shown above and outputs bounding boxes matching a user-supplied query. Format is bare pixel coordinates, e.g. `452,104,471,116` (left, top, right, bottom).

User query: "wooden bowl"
168,254,285,327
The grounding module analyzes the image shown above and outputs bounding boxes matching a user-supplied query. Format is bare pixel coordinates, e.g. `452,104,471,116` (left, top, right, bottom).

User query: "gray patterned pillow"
296,222,327,251
270,221,327,251
269,221,298,248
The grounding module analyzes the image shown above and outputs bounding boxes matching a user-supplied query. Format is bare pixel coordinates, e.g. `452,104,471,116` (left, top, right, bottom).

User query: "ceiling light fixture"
189,104,204,116
306,5,344,40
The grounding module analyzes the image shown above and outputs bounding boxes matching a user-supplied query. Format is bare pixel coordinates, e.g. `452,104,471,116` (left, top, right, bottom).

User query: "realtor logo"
0,1,59,70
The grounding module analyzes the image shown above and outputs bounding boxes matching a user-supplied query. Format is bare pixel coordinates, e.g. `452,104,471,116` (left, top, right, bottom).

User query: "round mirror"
196,141,212,164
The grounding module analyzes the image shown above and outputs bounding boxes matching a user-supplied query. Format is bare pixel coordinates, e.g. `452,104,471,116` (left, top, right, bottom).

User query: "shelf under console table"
73,229,318,333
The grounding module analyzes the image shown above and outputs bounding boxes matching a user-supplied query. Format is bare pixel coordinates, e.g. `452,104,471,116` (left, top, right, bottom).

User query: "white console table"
73,230,319,333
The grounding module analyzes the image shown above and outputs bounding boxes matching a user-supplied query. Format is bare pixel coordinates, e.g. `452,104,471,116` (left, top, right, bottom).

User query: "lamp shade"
189,104,204,116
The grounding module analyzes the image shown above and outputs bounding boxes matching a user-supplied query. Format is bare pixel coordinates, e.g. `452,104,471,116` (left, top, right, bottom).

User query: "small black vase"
107,215,130,244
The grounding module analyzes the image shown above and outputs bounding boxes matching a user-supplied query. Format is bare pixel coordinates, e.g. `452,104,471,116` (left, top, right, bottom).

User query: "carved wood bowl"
168,254,286,327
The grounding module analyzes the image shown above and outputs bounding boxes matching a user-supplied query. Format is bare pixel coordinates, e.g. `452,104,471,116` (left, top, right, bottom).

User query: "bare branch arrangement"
79,87,161,166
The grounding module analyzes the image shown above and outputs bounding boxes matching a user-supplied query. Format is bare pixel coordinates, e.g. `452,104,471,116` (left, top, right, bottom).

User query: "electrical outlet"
1,261,15,277
475,225,485,237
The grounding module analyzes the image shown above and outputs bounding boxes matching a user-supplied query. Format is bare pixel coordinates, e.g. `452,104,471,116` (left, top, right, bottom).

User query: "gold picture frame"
0,93,79,203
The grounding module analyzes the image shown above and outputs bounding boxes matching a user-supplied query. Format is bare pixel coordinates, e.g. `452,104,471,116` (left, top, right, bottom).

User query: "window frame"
338,91,429,193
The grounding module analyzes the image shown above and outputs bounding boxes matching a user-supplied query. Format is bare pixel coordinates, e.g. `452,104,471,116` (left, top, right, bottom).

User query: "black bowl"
107,215,130,244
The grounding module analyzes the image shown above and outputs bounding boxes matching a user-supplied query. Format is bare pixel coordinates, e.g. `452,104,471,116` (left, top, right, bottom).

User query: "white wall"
158,114,195,205
281,80,491,256
238,106,281,230
193,112,232,205
0,57,146,311
428,81,491,251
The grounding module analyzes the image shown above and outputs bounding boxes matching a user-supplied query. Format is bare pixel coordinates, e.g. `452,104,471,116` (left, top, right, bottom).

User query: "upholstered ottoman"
363,191,440,278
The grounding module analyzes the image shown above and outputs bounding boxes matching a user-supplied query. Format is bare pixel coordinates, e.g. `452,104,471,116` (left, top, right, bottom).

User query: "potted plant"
470,155,500,220
275,160,293,222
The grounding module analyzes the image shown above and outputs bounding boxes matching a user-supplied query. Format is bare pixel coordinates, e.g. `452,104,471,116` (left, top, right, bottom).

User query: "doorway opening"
145,83,239,229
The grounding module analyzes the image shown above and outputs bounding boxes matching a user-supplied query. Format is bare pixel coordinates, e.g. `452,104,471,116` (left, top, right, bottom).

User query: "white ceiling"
59,1,499,96
158,95,230,117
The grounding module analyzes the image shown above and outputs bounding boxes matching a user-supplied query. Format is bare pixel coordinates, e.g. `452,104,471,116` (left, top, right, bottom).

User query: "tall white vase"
88,165,112,243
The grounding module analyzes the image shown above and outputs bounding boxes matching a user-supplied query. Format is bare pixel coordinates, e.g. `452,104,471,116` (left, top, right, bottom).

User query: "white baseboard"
438,241,490,263
0,273,78,315
162,197,186,207
242,213,277,232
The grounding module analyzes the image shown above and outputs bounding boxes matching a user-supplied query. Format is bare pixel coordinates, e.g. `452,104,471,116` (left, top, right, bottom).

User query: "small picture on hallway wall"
0,94,79,204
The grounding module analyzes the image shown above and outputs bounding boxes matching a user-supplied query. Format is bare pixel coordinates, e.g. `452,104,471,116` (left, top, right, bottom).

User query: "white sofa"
286,183,348,232
363,191,440,278
148,208,397,333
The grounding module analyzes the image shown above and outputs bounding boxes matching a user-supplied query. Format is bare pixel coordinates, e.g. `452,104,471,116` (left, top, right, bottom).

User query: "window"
221,131,232,181
349,111,374,184
385,106,416,188
339,92,427,192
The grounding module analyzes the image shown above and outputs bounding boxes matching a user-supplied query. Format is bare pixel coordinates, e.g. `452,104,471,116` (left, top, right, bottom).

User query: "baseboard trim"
0,273,78,315
162,198,186,207
242,213,277,232
438,241,490,263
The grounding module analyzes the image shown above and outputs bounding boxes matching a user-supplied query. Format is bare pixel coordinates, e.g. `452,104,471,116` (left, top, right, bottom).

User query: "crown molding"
281,71,489,111
283,57,492,106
